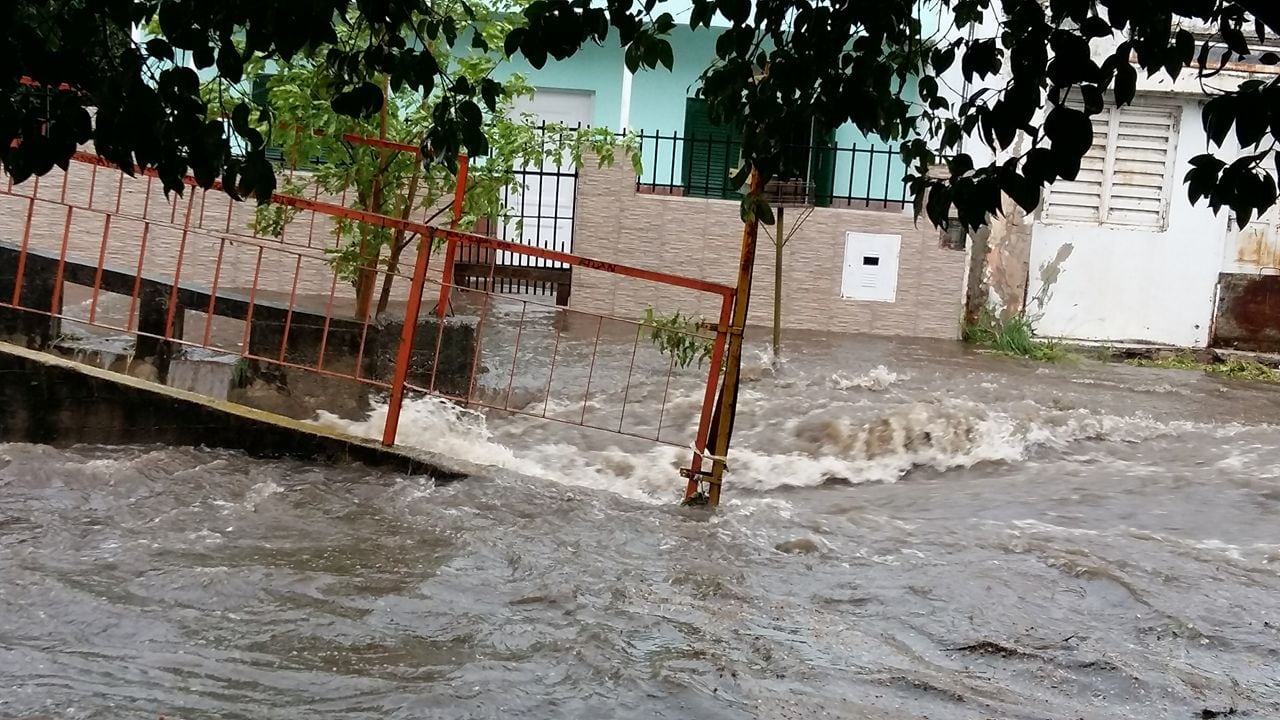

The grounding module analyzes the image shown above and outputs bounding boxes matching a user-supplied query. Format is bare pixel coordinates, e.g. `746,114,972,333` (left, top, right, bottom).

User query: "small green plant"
642,307,715,369
1212,358,1280,382
963,311,1073,362
1127,352,1280,382
1126,351,1204,371
230,357,254,388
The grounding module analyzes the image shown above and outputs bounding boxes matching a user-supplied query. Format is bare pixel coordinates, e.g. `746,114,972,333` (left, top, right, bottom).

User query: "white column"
619,65,634,131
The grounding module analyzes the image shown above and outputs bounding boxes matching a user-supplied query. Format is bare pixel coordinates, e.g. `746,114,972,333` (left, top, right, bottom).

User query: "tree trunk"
376,154,425,317
771,207,785,363
354,74,391,321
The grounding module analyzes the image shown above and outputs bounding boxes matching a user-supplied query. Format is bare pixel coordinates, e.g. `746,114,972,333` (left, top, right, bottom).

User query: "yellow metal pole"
706,168,764,506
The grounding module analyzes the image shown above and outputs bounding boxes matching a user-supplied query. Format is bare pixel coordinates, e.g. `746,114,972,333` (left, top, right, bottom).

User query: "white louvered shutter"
1106,106,1178,227
1044,102,1179,229
1043,111,1110,223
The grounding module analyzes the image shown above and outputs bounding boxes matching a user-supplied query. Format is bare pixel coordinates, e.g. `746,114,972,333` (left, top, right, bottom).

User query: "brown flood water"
3,323,1280,719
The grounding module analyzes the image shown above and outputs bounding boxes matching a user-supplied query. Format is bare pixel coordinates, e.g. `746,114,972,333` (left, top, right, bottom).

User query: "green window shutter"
681,98,741,200
810,127,837,208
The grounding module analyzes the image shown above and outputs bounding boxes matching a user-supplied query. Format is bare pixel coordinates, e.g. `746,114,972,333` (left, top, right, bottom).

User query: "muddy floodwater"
3,327,1280,719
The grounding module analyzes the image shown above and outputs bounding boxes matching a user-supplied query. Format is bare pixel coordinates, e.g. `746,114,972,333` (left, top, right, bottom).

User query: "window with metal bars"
1042,101,1180,229
679,97,837,205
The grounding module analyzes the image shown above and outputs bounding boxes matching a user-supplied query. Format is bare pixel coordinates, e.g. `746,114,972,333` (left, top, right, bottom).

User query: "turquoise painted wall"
608,27,907,201
628,28,720,188
629,27,719,131
182,8,921,202
491,42,626,129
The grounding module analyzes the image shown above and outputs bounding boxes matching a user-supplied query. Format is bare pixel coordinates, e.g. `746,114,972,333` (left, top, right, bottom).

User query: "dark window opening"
863,255,880,266
679,97,837,206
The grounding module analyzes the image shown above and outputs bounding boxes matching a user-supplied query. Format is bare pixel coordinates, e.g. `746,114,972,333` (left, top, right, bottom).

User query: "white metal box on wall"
841,231,902,302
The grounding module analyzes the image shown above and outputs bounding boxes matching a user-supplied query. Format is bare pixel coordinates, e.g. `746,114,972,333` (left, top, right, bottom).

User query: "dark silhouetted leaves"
331,83,385,119
6,0,1280,231
216,43,244,84
1044,105,1094,181
145,38,174,62
1114,61,1137,106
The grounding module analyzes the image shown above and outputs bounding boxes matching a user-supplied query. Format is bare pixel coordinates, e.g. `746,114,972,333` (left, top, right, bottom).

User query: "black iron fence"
632,130,910,209
239,120,911,301
456,122,580,300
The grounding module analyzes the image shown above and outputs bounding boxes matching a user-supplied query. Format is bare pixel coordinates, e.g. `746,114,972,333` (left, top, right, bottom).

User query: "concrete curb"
0,341,482,482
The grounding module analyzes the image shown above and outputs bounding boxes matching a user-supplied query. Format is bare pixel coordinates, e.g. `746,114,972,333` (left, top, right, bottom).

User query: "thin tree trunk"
376,153,425,316
771,207,785,363
354,74,391,320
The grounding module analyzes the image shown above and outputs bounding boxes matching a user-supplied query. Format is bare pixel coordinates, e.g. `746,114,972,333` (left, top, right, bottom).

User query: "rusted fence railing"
0,137,735,499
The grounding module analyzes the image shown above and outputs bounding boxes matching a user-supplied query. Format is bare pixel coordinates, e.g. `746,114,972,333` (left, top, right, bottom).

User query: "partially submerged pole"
772,206,785,362
703,168,765,506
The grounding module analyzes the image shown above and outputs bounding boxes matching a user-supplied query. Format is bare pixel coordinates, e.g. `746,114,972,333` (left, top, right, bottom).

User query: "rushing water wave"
4,332,1280,718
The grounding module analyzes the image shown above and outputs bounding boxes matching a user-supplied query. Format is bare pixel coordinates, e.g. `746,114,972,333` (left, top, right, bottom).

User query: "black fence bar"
630,129,910,208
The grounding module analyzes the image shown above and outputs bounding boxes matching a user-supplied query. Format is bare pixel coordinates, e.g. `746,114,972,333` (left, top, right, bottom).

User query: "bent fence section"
0,141,734,500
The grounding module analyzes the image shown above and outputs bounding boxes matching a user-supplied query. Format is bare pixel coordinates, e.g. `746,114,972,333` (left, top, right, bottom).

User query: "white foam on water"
828,365,902,392
717,399,1188,493
316,395,533,473
313,396,682,503
315,386,1223,504
243,480,284,510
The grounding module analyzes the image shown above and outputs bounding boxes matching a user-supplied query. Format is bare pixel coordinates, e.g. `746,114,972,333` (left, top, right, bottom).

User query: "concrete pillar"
133,282,183,382
964,193,1032,325
0,248,61,350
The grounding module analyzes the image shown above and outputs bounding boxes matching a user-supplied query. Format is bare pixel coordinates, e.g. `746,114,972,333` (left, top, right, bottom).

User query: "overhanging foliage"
5,0,1280,231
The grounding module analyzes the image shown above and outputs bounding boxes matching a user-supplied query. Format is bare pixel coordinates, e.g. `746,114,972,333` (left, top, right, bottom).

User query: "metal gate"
455,122,579,303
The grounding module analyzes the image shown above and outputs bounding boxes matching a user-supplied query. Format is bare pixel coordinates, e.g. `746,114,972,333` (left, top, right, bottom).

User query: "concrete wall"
1026,96,1229,347
964,192,1034,324
571,159,965,338
0,341,468,480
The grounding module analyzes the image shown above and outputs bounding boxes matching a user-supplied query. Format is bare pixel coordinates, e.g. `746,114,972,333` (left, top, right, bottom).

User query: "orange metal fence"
0,140,734,496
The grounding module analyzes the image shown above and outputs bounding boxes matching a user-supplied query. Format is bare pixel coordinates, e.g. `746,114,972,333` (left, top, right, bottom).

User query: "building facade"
956,21,1280,350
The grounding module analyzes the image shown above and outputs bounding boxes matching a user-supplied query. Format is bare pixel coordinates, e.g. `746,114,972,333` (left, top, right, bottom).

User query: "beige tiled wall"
0,160,449,320
571,160,966,339
3,155,965,340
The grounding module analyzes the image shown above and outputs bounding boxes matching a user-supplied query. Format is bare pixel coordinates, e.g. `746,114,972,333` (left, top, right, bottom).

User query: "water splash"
828,365,902,391
726,399,1179,491
312,396,680,502
316,389,1202,503
315,395,530,473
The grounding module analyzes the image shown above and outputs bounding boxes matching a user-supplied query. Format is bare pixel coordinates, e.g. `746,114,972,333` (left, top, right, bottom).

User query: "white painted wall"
1026,97,1231,347
504,89,596,265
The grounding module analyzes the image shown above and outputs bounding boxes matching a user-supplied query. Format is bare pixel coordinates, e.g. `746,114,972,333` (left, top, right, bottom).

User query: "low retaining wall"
0,341,470,480
572,160,966,339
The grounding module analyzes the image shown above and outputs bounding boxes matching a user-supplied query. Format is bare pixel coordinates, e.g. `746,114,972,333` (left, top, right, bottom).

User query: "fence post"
382,228,435,447
436,153,469,320
685,291,734,499
701,168,765,506
385,154,470,445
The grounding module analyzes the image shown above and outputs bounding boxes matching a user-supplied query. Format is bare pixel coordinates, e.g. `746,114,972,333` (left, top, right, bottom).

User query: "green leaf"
657,40,674,71
231,102,252,136
217,43,244,84
145,38,174,62
1114,60,1136,106
756,197,775,225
